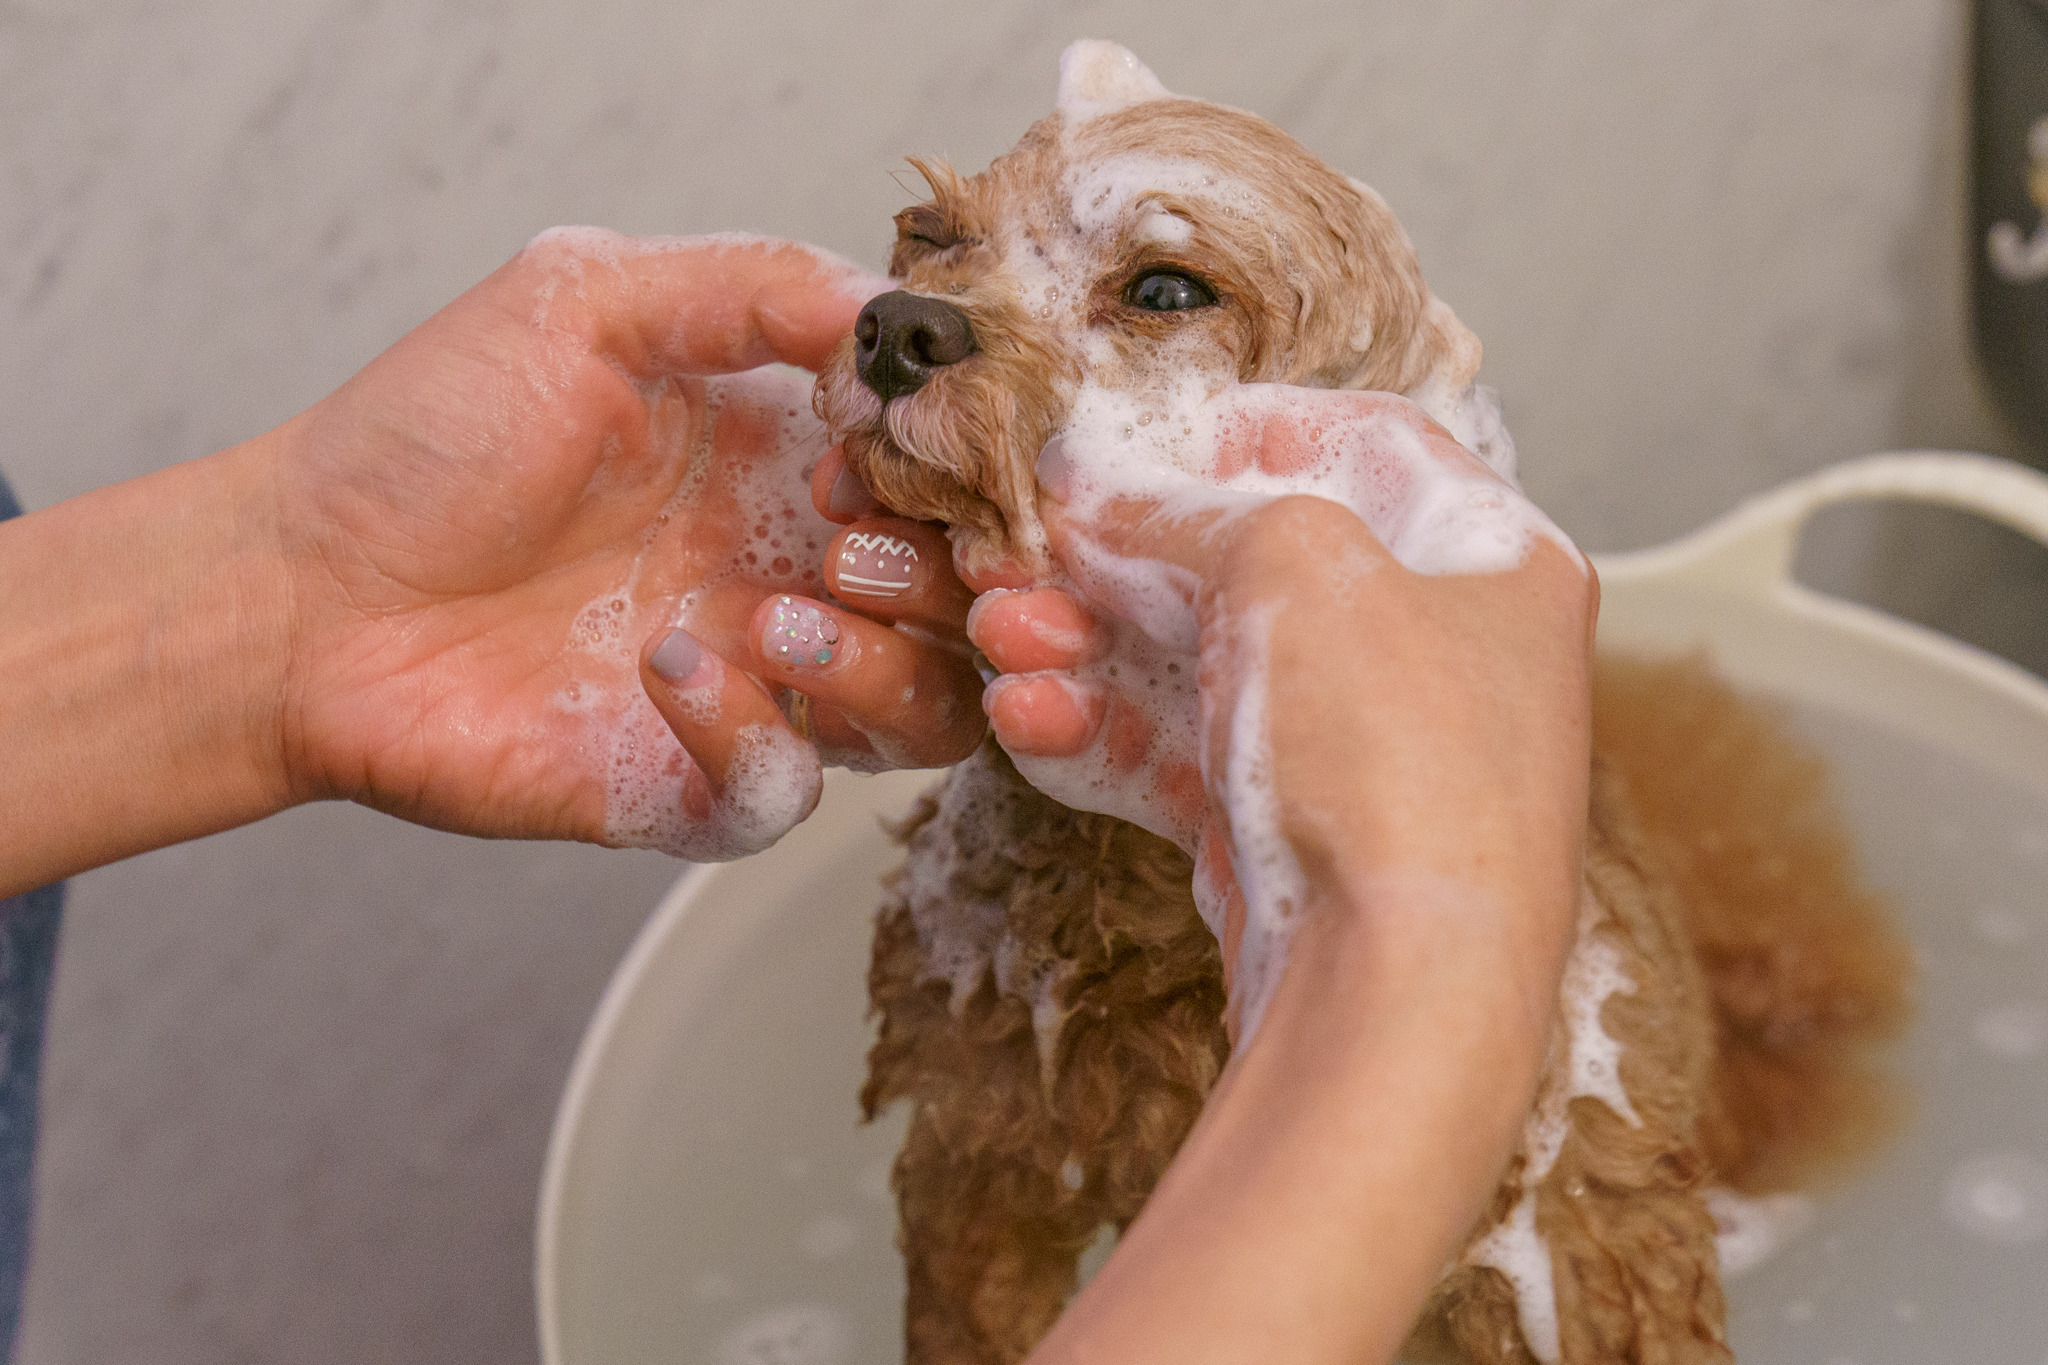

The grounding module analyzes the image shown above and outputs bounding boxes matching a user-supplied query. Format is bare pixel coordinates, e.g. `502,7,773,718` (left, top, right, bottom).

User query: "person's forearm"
0,436,294,897
1029,869,1565,1365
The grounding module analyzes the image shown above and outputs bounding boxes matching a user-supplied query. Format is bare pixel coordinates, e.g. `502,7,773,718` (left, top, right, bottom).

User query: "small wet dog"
814,42,1911,1365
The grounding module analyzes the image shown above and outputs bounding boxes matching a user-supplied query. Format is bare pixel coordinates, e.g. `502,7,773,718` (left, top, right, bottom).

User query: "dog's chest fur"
861,659,1910,1365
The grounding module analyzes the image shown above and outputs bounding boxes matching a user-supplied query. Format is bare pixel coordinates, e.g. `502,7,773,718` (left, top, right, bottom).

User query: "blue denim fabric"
0,472,62,1360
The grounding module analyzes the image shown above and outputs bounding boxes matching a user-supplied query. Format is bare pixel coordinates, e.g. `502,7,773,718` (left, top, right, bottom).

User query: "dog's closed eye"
894,202,974,254
1124,269,1217,312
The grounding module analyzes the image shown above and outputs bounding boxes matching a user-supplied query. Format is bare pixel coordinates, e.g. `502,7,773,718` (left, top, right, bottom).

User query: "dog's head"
814,40,1510,571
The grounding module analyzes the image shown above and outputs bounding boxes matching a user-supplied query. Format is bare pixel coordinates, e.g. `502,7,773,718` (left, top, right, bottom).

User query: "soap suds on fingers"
547,364,839,861
1001,374,1580,1047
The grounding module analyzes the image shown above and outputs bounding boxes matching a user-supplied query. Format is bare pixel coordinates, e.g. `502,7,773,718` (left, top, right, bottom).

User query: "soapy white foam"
1005,620,1205,854
702,723,825,858
1056,39,1171,125
716,1303,850,1365
1011,374,1576,1042
1207,602,1304,1043
1056,380,1571,589
900,746,1023,1009
542,365,843,861
1136,209,1194,247
1705,1188,1816,1277
1559,929,1641,1130
1065,155,1265,240
1466,892,1640,1362
1465,1192,1561,1365
995,929,1075,1077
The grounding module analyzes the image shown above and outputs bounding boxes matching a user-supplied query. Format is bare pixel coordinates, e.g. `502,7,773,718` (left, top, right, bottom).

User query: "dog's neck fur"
814,41,1512,574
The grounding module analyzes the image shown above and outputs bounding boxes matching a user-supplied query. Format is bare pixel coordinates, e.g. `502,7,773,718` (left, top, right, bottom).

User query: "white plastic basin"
539,452,2048,1365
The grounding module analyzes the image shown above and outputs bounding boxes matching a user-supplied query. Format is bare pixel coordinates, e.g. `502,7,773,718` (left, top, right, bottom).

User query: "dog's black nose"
854,291,977,402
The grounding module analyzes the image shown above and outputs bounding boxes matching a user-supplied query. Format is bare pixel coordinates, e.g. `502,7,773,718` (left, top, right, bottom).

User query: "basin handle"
1596,451,2048,599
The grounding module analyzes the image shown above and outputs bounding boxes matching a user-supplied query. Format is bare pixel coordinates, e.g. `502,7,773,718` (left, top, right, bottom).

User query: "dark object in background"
0,472,64,1365
1974,0,2048,460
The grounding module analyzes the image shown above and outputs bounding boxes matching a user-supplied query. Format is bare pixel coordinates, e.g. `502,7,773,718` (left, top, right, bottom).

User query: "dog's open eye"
1125,270,1217,312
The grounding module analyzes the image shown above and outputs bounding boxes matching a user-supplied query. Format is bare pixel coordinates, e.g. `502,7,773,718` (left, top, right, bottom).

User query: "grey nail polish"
650,629,704,683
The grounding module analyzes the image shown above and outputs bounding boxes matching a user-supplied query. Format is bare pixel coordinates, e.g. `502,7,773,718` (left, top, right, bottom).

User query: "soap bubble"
717,1304,849,1365
1705,1188,1814,1278
1942,1152,2048,1245
1972,1002,2048,1058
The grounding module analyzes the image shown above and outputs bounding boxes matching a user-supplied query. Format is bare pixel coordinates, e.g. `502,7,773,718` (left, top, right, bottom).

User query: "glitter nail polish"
765,596,842,670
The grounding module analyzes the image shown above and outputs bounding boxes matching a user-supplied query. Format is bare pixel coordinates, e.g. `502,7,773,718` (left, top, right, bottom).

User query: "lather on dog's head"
813,39,1511,571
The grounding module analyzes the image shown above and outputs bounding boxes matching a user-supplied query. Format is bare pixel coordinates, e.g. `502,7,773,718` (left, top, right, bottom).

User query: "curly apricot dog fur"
816,42,1912,1365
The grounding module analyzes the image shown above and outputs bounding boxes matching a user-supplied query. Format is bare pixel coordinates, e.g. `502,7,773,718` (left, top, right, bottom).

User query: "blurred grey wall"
0,1,2038,1362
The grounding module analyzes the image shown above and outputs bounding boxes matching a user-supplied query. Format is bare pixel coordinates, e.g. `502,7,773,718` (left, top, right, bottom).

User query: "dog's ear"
1058,40,1172,123
1395,297,1518,483
1330,176,1519,483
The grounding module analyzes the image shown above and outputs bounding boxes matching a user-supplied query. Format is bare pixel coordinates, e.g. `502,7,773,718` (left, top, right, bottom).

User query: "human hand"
968,387,1596,1034
268,230,986,859
999,390,1599,1365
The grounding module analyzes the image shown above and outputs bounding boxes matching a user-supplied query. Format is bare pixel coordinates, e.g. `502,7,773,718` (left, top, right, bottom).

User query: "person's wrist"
115,428,303,832
202,424,303,812
0,430,301,894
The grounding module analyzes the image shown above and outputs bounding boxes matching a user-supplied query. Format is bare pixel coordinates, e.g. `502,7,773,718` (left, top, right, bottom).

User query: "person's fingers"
638,627,794,807
968,587,1110,674
746,594,986,766
1037,437,1246,582
810,445,886,524
1216,385,1500,483
956,554,1038,593
984,673,1106,757
520,229,893,377
825,519,975,631
1041,481,1398,621
1193,822,1250,1040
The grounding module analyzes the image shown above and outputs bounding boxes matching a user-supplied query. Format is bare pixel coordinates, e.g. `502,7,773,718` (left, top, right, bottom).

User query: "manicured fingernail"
764,595,842,671
964,586,1016,647
980,672,1018,717
828,466,884,519
1037,437,1073,501
649,629,705,683
836,529,922,602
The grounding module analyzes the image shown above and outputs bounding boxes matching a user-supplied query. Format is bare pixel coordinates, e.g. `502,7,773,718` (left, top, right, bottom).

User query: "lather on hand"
0,230,987,896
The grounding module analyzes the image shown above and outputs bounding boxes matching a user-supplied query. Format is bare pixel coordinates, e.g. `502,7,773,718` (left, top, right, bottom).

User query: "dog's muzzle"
855,291,977,403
